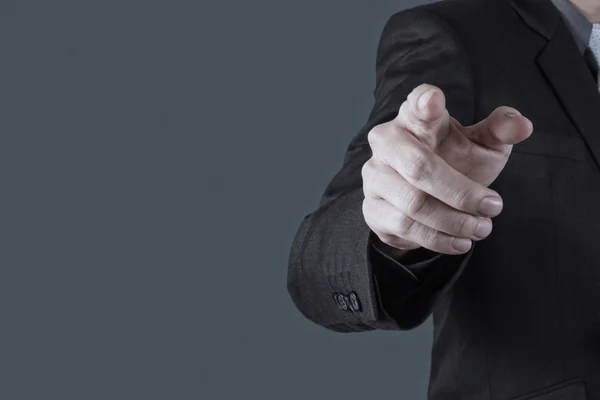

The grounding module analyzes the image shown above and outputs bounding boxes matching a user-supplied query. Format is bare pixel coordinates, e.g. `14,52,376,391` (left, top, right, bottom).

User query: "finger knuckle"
455,187,476,210
385,182,406,206
362,199,375,225
361,159,373,182
454,137,474,160
424,227,444,249
393,212,416,237
361,197,368,212
403,148,435,184
362,161,380,194
397,100,410,121
367,124,388,149
404,188,429,216
453,214,474,237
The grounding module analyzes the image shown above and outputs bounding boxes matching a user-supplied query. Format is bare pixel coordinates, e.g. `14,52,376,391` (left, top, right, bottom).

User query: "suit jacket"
287,0,600,398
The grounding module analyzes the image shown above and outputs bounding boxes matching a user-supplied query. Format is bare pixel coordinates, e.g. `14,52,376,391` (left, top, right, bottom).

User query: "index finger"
396,84,449,150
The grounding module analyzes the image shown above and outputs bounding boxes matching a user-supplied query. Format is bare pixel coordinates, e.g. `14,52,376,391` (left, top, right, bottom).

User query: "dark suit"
287,0,600,398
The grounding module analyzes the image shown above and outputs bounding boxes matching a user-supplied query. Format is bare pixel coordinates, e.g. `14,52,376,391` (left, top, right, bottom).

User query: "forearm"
287,189,402,332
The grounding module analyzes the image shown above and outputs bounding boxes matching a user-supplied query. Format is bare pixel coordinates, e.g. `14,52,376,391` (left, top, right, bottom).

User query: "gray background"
1,0,433,399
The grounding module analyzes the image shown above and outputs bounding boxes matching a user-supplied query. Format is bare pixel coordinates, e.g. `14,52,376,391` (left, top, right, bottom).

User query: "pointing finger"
396,84,450,150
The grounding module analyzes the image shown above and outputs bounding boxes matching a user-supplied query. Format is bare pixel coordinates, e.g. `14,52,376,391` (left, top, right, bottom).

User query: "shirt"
550,0,592,54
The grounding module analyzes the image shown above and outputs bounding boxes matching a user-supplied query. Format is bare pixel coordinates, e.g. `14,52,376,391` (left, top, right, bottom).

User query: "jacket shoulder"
386,0,512,33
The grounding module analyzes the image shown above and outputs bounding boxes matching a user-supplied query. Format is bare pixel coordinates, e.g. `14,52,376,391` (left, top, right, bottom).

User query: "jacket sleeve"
287,6,477,332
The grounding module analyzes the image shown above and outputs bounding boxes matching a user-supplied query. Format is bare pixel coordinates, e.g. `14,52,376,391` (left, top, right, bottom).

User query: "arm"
368,231,474,330
287,7,476,332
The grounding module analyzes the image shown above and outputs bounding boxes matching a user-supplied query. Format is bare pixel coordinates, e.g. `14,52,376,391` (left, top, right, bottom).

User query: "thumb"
461,107,533,152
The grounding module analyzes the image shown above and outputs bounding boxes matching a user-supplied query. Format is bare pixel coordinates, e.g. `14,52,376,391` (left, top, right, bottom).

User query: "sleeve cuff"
371,240,475,330
368,231,445,280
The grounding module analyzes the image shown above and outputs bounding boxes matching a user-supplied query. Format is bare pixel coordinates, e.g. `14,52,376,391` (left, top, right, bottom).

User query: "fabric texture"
288,0,600,397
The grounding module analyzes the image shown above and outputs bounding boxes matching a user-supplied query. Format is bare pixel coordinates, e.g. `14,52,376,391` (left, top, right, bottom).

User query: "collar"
509,0,591,54
550,0,592,53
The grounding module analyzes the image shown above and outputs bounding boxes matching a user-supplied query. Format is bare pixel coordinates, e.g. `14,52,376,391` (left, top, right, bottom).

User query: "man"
287,0,600,397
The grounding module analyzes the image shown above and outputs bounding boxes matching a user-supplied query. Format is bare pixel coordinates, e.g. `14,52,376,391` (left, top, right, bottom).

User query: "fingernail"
452,237,472,252
418,90,434,110
479,197,503,217
474,219,493,239
505,111,521,118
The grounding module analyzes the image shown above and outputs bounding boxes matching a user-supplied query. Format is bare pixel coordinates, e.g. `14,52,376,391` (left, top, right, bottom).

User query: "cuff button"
333,293,349,311
349,291,362,312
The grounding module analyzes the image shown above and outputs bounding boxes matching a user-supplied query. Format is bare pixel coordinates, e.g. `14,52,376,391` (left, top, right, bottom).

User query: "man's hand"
362,83,533,255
